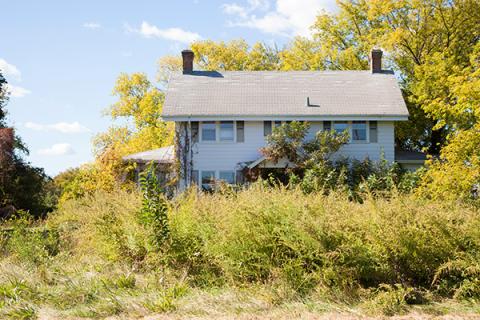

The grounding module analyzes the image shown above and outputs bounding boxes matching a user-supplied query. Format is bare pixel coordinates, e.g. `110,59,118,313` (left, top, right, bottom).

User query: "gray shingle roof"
162,71,409,119
122,146,174,163
395,149,427,162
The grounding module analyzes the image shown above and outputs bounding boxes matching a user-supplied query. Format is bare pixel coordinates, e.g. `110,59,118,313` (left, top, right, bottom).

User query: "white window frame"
330,121,371,144
219,170,236,184
351,121,368,143
201,170,216,190
200,121,217,142
199,170,236,190
219,121,235,142
200,121,237,143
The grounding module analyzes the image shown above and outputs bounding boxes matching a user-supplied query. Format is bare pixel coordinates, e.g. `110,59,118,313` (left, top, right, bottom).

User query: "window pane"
369,121,378,143
334,121,349,134
202,122,216,141
352,121,367,141
264,121,272,136
219,171,235,184
236,121,244,143
201,171,215,190
220,121,234,141
274,121,282,127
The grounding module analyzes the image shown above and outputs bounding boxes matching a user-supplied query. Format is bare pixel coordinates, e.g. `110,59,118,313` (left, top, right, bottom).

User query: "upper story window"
201,122,216,141
352,121,367,141
220,121,234,141
333,121,349,134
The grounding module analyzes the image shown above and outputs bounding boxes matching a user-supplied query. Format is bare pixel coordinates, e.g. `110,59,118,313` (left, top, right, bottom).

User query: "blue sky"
1,0,336,176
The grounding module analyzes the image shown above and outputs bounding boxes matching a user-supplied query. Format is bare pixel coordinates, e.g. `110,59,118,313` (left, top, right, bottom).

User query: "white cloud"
0,59,21,81
38,143,75,156
222,0,336,37
25,121,91,134
83,22,101,29
128,21,202,44
6,84,31,98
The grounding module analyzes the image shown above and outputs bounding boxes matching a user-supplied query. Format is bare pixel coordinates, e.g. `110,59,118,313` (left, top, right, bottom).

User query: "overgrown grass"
1,186,479,318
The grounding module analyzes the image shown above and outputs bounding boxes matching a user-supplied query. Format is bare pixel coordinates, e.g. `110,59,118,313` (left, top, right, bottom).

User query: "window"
352,121,367,141
236,121,245,142
219,171,235,184
323,121,332,131
220,121,234,141
334,121,349,134
274,121,282,128
201,122,216,141
369,121,378,143
201,171,215,190
191,122,199,143
264,121,272,136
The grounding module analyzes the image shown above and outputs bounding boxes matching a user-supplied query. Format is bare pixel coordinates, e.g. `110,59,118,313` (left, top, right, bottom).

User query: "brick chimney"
0,127,14,165
182,49,194,73
370,49,383,73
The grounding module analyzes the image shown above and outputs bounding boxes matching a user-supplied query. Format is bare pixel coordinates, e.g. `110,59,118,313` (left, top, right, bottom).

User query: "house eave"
162,114,409,122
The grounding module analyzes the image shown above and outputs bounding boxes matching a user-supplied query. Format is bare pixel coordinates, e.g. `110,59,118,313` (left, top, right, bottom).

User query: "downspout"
187,116,192,187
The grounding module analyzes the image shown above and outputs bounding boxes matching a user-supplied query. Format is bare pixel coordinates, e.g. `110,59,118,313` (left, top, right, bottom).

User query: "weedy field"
1,186,480,319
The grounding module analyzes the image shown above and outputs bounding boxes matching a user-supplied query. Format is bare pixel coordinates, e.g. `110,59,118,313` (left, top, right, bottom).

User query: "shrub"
2,210,60,265
139,163,169,248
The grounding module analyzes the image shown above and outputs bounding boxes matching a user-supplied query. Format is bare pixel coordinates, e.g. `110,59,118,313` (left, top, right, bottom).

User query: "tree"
310,0,480,154
260,121,350,170
191,40,282,71
56,73,174,203
0,71,54,217
416,43,480,200
0,72,8,127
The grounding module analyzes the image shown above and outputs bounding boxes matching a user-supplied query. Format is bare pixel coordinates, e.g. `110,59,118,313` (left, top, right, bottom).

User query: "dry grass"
1,186,480,319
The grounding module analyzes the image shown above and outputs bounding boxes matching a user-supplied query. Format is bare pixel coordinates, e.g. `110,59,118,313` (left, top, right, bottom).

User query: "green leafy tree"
0,72,54,217
260,121,349,170
0,72,8,126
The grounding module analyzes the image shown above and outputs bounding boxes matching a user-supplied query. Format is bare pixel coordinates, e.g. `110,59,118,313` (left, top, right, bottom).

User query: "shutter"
323,121,331,131
369,121,378,143
236,121,245,142
191,122,199,143
236,170,245,184
264,121,272,136
192,170,199,185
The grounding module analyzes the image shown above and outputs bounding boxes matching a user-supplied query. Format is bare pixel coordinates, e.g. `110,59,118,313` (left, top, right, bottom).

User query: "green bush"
1,187,479,317
2,210,60,265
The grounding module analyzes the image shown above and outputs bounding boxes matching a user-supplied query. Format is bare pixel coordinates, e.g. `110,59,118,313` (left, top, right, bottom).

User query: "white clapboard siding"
192,121,395,172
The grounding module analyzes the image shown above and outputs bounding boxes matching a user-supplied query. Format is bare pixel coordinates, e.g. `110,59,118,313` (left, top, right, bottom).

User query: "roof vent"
306,96,319,107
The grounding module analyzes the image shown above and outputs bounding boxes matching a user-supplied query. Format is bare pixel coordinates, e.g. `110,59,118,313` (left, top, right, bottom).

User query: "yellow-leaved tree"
416,43,480,199
57,73,173,203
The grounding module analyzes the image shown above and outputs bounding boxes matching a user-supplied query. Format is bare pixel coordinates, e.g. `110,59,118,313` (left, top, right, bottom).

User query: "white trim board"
164,115,409,122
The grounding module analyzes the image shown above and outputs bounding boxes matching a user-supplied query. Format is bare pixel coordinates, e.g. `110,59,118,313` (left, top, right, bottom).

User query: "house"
122,146,175,187
127,49,424,190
